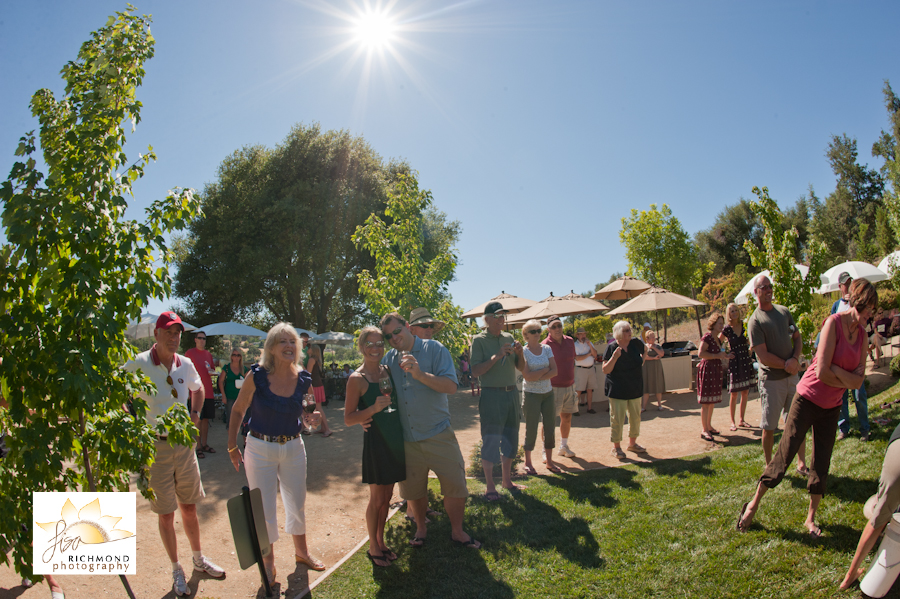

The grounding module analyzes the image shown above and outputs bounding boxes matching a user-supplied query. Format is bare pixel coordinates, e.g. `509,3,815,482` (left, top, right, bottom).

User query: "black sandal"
366,551,391,567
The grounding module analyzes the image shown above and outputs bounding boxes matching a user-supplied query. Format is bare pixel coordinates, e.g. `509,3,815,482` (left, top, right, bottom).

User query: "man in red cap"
123,312,225,596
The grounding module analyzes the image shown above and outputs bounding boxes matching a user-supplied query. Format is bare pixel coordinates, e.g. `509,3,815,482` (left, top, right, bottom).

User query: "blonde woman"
719,303,755,431
641,330,666,411
227,323,326,585
520,319,560,474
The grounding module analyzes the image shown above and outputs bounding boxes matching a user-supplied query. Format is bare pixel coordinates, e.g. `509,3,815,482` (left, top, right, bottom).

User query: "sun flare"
353,10,396,49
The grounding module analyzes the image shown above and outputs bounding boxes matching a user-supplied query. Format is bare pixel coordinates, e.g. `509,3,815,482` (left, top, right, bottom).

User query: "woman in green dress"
345,326,405,568
219,348,249,427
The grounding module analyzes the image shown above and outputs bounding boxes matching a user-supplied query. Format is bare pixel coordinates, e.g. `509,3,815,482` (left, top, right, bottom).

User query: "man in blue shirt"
380,312,481,549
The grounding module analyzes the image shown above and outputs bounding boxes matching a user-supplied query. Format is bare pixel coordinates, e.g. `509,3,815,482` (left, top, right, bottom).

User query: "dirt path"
3,362,894,599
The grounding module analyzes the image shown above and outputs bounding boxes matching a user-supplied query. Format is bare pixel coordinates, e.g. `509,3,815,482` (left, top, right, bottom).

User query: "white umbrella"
125,313,196,339
877,251,900,277
194,322,268,337
295,328,324,341
817,261,888,293
734,265,811,305
318,331,354,346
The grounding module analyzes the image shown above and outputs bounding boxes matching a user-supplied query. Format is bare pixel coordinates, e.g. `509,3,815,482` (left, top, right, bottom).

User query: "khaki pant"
609,397,641,443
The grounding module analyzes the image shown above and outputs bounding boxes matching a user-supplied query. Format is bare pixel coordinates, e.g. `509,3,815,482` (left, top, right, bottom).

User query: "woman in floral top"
697,313,733,442
720,303,756,431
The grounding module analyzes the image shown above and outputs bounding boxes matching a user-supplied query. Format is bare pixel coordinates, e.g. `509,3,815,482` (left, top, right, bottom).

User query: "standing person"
227,323,326,584
304,344,332,437
840,420,900,589
185,331,217,458
380,312,481,549
641,330,666,412
542,315,578,459
867,307,888,368
409,307,444,340
738,279,875,538
696,314,733,441
721,303,755,431
830,272,871,442
470,302,526,499
219,348,248,427
748,275,808,471
603,320,648,459
574,327,598,414
123,312,225,596
520,319,560,474
344,326,405,568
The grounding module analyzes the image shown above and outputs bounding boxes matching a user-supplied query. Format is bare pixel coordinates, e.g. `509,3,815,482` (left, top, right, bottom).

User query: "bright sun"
354,10,396,49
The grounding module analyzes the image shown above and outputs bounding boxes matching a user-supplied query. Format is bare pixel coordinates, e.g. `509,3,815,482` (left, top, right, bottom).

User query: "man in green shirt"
471,301,526,500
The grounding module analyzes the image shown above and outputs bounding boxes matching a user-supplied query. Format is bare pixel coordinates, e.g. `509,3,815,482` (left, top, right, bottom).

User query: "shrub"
891,354,900,378
879,288,898,311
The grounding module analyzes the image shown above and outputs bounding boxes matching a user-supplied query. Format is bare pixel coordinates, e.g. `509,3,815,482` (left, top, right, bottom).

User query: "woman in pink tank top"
738,278,875,540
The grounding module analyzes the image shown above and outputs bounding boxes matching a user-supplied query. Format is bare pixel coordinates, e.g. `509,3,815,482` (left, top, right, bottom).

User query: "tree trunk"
79,409,96,493
692,286,702,338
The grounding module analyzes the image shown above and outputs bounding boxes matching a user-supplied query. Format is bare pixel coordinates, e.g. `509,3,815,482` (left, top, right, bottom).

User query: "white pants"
244,434,308,543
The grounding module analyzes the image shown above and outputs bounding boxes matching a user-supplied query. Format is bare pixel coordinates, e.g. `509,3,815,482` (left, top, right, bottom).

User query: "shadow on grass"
786,471,879,504
542,467,641,509
639,455,716,478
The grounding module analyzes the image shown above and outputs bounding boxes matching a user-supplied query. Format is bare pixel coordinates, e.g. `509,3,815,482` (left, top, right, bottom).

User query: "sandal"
381,548,398,561
196,450,205,459
729,424,738,432
709,428,720,435
523,465,538,476
366,551,391,567
295,553,326,571
484,491,501,502
736,502,751,533
201,444,216,453
739,421,752,428
409,535,426,548
547,464,562,474
320,430,333,438
700,432,714,442
451,532,482,549
797,466,810,476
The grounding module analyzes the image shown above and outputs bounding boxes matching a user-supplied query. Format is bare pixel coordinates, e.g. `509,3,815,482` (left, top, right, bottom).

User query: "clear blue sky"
2,1,899,325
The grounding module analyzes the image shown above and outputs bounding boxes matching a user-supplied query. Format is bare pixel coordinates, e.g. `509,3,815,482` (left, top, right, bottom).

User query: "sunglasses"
549,324,562,330
489,312,506,318
165,376,178,399
756,284,773,291
196,336,207,341
525,329,541,335
383,326,404,341
414,323,435,329
365,340,386,348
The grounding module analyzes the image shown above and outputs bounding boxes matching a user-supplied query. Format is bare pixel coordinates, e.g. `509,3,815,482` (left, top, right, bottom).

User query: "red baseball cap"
155,311,184,331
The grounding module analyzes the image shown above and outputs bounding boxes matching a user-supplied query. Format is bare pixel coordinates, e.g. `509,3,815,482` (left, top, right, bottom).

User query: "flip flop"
709,428,720,435
201,444,216,453
737,502,751,533
381,548,398,561
729,425,738,431
808,525,823,539
409,536,426,548
484,491,501,502
797,466,810,476
547,464,562,473
451,533,482,549
523,466,538,476
700,432,714,442
320,431,333,438
739,421,752,428
196,450,205,459
366,551,391,567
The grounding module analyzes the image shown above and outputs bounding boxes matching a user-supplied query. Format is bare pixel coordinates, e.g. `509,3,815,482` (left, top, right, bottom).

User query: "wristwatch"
190,410,200,416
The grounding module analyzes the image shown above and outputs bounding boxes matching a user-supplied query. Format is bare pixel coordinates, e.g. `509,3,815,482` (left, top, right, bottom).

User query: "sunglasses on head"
365,340,385,348
383,326,404,341
414,323,435,329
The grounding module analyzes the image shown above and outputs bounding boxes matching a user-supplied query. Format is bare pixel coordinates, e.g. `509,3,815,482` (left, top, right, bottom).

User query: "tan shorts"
399,427,468,501
553,385,579,414
574,367,597,392
148,440,205,514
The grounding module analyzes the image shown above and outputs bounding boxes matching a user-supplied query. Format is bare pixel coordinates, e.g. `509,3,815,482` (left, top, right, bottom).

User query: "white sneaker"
21,577,34,588
172,566,189,596
193,555,225,578
558,445,575,458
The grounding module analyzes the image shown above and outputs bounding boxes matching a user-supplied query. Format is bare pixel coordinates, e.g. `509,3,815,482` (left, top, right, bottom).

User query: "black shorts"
200,397,217,420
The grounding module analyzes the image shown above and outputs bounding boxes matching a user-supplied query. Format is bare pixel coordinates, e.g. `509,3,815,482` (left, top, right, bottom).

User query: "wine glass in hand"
379,374,396,413
302,393,319,428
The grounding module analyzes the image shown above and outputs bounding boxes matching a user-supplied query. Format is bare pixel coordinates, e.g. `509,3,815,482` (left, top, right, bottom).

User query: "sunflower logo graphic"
37,498,134,544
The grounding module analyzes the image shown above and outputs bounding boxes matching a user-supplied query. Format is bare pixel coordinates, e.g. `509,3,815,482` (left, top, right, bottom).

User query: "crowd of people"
12,268,899,596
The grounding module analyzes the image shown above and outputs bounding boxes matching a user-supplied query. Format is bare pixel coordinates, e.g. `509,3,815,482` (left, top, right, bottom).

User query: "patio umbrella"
506,291,609,324
606,286,705,341
125,313,196,339
318,331,355,346
817,261,888,293
193,322,268,337
733,265,810,305
295,328,324,341
462,292,537,318
877,251,900,277
591,276,652,300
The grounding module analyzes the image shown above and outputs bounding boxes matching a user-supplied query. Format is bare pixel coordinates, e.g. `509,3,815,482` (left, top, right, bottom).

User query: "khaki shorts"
553,385,578,415
759,374,799,431
148,440,205,514
399,427,468,501
574,367,597,392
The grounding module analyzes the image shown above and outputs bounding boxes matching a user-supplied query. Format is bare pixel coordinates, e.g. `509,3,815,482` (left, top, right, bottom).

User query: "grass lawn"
313,382,900,599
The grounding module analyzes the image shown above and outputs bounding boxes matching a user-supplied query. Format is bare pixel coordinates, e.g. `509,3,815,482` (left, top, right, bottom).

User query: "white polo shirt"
124,345,202,426
574,339,595,367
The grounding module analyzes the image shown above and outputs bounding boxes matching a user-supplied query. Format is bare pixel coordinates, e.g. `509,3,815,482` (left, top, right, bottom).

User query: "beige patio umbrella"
461,292,537,318
606,286,706,342
506,291,609,324
591,276,652,300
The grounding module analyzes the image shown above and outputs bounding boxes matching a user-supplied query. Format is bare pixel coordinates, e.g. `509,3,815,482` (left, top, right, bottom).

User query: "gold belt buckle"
276,435,288,444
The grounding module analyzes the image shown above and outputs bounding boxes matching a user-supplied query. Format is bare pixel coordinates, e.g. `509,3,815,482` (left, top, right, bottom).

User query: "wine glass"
379,374,396,413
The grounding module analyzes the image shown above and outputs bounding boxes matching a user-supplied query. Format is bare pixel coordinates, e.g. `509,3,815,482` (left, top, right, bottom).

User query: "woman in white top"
520,319,560,474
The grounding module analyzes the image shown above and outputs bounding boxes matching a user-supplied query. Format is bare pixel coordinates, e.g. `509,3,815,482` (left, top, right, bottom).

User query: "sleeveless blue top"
246,364,312,436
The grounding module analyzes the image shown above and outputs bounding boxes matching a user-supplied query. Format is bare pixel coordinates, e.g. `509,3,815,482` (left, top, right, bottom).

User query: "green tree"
875,81,900,246
694,199,763,277
875,206,896,258
352,173,474,360
174,124,399,332
744,187,828,349
0,8,198,579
